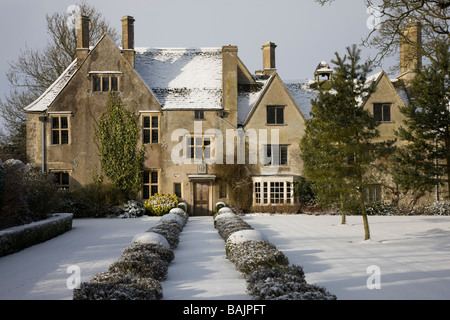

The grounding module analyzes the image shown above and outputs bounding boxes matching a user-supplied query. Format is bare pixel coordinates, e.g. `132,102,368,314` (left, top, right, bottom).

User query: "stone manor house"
25,16,420,215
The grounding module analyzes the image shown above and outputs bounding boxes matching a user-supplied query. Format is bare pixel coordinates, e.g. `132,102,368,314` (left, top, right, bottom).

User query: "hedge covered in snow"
0,213,73,257
213,203,336,300
73,208,188,300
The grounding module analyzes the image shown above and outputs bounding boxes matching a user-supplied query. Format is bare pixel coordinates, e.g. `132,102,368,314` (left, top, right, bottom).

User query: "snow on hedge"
226,229,268,245
132,232,170,249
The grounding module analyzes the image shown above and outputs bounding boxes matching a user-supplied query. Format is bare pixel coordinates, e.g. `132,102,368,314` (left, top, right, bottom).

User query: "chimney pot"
76,16,90,67
262,41,277,76
121,16,135,67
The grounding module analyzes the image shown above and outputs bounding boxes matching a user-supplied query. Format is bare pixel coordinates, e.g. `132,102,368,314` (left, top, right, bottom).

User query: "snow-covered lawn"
0,214,449,300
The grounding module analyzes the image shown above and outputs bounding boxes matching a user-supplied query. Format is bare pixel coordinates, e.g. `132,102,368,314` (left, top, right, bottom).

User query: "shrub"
148,222,182,249
218,219,253,241
215,201,226,212
122,242,174,263
427,201,450,216
73,271,162,300
108,252,169,281
226,240,289,275
246,265,336,300
144,194,178,216
170,207,189,220
120,200,146,218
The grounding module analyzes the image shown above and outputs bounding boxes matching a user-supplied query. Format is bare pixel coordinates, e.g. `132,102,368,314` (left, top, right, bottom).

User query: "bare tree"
315,0,449,68
0,1,118,160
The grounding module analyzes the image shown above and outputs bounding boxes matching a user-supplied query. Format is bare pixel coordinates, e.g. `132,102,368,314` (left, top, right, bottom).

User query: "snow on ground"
243,214,450,300
1,214,450,300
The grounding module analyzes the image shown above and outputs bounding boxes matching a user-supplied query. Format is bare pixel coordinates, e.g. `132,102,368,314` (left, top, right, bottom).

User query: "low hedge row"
213,205,336,300
0,213,73,257
73,207,188,300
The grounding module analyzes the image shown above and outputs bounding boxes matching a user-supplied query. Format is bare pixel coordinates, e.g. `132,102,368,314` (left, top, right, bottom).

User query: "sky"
0,0,397,133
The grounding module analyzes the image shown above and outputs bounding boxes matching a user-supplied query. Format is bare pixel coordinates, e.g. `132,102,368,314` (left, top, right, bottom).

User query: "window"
364,184,382,203
92,75,120,92
143,115,159,144
267,106,284,125
53,172,69,190
265,145,288,166
219,182,228,198
194,110,205,120
253,178,294,205
51,116,69,145
187,136,212,161
374,103,391,122
174,183,182,199
143,170,159,199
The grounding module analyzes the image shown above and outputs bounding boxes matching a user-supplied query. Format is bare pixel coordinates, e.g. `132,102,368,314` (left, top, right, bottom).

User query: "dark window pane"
93,76,101,91
143,116,150,128
61,173,69,185
374,104,383,122
52,130,59,144
143,171,150,184
52,117,59,129
151,116,158,128
151,171,158,184
111,77,118,91
143,186,149,199
151,185,158,196
60,117,68,129
267,107,276,124
61,130,69,144
174,183,182,198
276,107,284,124
151,129,158,143
102,77,109,92
280,146,288,165
383,104,391,122
143,129,150,144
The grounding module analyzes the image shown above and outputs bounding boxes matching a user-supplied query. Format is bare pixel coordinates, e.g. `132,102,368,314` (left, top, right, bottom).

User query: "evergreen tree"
93,93,145,199
301,45,390,240
393,41,450,202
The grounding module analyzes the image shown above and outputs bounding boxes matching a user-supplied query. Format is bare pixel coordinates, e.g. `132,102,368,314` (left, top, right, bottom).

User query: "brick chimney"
262,41,277,76
121,16,135,67
76,16,90,67
398,19,422,84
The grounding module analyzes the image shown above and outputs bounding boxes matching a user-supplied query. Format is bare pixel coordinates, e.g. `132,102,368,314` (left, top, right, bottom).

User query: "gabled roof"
24,59,78,112
134,47,223,110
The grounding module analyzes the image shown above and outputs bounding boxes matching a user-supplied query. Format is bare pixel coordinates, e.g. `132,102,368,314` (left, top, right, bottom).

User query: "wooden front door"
194,182,210,216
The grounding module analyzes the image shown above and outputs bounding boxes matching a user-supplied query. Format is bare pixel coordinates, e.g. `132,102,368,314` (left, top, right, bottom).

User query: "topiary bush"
73,271,163,300
143,194,178,216
226,240,289,275
246,265,336,300
108,252,169,281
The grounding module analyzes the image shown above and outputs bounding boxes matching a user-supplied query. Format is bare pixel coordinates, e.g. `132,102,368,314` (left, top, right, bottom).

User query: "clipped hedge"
213,206,336,300
0,213,73,257
74,207,189,300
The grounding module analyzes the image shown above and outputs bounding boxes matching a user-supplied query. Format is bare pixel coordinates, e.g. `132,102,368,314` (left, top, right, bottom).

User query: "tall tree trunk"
340,192,346,224
358,184,371,240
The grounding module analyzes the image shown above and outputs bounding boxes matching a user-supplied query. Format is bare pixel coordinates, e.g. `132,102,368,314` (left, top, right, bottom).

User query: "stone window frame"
48,112,72,146
373,103,392,122
49,170,70,190
252,176,295,205
266,105,285,125
264,144,289,166
187,134,214,162
143,169,160,200
141,113,160,144
89,71,122,93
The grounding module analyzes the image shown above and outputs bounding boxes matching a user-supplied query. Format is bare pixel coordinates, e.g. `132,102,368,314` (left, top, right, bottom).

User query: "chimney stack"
76,16,90,67
398,19,422,84
262,41,277,76
122,16,135,67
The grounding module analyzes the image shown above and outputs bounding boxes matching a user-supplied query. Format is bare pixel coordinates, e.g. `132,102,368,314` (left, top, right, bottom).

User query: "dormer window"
90,72,122,92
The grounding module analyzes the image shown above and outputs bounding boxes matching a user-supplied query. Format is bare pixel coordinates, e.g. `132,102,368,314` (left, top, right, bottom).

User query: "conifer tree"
301,45,390,240
93,93,145,199
393,41,450,202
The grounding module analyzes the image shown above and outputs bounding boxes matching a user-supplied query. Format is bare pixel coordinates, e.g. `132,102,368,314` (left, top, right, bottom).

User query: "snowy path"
161,216,251,300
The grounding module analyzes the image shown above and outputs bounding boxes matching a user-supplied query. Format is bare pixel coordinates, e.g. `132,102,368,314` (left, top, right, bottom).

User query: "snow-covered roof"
284,79,318,119
24,59,78,112
237,76,271,125
134,47,223,110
